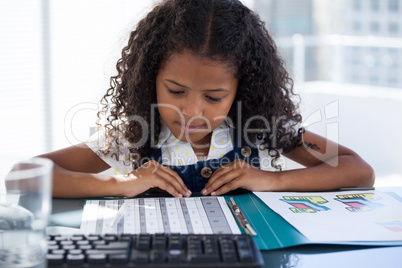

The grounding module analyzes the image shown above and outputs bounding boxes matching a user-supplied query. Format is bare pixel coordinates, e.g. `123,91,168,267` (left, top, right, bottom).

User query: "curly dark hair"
98,0,303,170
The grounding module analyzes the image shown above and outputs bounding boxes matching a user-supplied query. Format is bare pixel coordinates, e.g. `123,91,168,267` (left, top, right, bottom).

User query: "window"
381,54,394,67
353,0,361,11
353,21,362,32
253,0,402,186
388,0,399,11
369,75,379,84
0,0,157,179
388,48,399,55
0,1,46,179
388,23,399,35
388,77,398,86
371,0,380,11
370,22,380,33
350,74,360,83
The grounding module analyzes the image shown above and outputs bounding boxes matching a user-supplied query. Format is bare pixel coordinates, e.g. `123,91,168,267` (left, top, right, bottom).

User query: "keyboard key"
168,249,183,256
168,253,184,263
68,249,83,255
47,254,64,264
236,236,253,262
86,249,127,256
104,234,117,241
95,241,130,250
62,245,76,250
86,235,100,241
78,244,92,250
71,234,85,241
87,253,107,264
66,253,85,264
76,240,90,245
152,234,167,249
236,236,250,249
238,248,253,262
92,240,106,246
60,240,74,246
188,254,220,263
220,236,237,262
137,234,151,250
168,234,183,250
132,250,149,263
168,248,183,262
109,253,129,264
187,236,202,255
222,252,237,262
47,240,57,246
150,250,167,263
203,236,218,256
51,249,66,255
120,234,133,241
47,244,59,250
54,235,68,241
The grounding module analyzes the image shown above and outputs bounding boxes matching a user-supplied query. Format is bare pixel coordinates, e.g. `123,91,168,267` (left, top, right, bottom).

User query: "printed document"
80,196,240,235
254,190,402,242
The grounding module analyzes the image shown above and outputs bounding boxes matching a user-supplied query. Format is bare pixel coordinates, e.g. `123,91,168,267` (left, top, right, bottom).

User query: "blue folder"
225,193,402,250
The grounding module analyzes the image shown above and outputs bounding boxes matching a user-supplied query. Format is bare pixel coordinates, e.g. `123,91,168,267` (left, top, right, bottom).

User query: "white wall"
298,81,402,186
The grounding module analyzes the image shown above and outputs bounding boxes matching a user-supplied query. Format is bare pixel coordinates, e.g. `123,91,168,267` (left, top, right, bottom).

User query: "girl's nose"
182,96,203,118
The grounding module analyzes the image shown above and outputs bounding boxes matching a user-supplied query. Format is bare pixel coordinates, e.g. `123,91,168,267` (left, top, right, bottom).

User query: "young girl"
40,0,374,198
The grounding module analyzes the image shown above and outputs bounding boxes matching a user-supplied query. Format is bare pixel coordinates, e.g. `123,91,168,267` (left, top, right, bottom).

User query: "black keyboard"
47,233,264,267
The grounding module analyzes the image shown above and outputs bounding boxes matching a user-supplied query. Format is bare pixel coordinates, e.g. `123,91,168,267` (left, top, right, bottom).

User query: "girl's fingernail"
187,190,192,196
178,194,183,197
201,189,207,195
210,191,216,196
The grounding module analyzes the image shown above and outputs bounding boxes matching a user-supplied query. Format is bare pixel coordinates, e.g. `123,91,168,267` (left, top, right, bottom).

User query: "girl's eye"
168,89,184,95
206,96,221,103
168,88,221,103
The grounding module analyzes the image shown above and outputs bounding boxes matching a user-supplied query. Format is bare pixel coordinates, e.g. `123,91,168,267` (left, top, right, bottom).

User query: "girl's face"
156,49,238,147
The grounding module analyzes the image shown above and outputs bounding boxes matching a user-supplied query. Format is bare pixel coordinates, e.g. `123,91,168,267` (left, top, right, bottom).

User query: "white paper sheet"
254,190,402,242
80,196,241,235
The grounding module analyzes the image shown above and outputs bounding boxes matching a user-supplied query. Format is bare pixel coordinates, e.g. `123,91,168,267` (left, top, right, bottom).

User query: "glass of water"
1,157,53,268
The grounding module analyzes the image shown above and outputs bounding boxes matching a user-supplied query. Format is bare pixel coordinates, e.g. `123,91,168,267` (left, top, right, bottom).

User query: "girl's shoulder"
84,129,133,175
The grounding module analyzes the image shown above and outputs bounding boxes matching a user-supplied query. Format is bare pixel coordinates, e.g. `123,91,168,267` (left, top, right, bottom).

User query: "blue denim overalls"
153,130,260,192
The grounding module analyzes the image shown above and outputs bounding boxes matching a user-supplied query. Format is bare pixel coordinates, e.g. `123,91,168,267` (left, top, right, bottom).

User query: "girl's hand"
120,160,191,198
201,159,276,196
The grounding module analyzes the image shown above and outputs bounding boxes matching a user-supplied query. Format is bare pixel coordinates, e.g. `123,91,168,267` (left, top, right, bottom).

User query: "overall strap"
151,127,260,192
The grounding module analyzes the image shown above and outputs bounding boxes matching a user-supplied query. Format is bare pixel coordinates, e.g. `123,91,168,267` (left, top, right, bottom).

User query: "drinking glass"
1,157,53,268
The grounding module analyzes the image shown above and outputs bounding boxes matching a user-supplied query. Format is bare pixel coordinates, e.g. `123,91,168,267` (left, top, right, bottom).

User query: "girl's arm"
202,130,375,195
277,130,375,191
39,144,122,198
39,144,190,198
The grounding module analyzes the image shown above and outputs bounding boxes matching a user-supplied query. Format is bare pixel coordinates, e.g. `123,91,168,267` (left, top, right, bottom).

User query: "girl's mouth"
178,122,205,132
